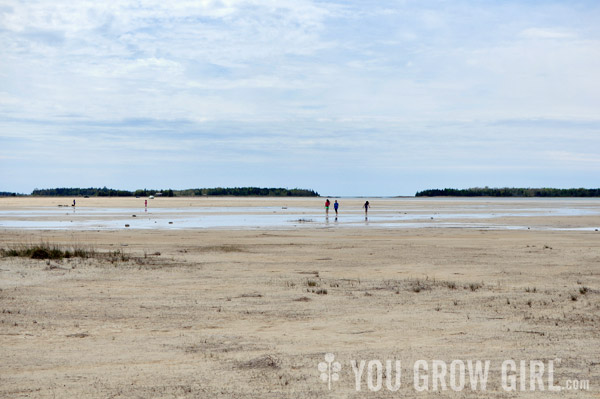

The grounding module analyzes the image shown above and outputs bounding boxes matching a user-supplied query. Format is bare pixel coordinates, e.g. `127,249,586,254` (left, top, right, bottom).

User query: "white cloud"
546,151,600,166
2,1,600,194
519,28,576,39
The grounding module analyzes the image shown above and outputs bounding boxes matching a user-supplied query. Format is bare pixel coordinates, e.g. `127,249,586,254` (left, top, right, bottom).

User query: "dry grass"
1,243,95,260
0,243,167,265
238,355,279,370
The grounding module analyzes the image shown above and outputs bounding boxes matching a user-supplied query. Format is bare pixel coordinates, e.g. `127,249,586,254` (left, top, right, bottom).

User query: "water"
0,199,599,231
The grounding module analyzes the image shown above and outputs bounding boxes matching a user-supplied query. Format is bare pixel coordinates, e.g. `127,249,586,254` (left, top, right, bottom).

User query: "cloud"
545,151,600,167
519,28,576,39
1,1,600,194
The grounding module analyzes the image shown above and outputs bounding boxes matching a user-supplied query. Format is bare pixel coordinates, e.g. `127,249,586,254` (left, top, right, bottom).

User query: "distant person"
325,199,331,216
334,200,339,216
363,201,370,217
145,199,148,212
72,199,76,207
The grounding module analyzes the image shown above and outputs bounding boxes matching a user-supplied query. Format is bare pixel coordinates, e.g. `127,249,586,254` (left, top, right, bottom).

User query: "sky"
1,0,599,196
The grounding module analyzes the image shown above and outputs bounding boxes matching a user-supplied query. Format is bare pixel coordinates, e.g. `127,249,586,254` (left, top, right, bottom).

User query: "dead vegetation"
1,243,96,260
238,355,279,370
0,242,172,267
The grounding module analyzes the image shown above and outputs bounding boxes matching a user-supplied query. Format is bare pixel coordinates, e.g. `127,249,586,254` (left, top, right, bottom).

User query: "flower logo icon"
318,353,341,390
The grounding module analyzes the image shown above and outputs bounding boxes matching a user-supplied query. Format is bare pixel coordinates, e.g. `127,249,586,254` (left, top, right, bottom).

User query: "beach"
1,197,598,398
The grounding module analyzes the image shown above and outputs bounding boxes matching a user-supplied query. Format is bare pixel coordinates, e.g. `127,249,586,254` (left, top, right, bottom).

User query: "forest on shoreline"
21,187,320,197
415,187,600,197
3,187,600,198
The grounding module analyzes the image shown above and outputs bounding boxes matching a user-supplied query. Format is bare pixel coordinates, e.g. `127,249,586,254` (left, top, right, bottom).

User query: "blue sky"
1,0,599,196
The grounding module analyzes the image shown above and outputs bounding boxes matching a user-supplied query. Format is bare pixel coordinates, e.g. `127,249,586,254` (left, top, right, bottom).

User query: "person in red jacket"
325,199,331,216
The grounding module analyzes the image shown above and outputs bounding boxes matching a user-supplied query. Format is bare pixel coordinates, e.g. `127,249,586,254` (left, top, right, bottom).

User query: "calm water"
0,198,599,231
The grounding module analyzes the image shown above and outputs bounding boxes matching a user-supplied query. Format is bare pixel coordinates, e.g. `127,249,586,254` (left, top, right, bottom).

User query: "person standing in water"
145,199,148,212
325,198,331,216
334,200,339,217
363,201,370,217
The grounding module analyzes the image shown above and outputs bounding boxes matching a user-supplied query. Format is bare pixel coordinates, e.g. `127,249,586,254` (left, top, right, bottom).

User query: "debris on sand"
293,296,311,302
66,332,89,338
238,355,279,369
44,264,68,271
239,293,263,298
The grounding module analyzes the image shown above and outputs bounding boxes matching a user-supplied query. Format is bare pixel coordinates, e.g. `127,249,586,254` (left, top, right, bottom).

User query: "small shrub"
469,283,482,292
307,280,317,287
579,286,588,295
108,249,129,262
410,279,426,293
31,247,53,259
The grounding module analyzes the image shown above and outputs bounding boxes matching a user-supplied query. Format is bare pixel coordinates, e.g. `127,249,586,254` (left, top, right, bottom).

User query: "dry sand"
0,198,599,398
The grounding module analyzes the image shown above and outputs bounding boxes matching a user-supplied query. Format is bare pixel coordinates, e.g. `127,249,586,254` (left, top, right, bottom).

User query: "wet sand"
0,198,599,398
1,196,600,230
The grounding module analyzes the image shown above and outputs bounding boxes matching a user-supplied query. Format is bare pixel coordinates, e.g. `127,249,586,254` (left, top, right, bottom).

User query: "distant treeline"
30,187,319,197
0,191,19,197
176,187,319,197
32,187,140,197
415,187,600,197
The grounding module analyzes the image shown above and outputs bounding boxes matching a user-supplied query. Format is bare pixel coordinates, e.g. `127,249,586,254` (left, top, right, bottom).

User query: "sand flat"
0,198,598,398
2,196,600,231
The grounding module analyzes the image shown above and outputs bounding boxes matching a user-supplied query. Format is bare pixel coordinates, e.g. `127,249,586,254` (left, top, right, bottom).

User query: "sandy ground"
1,198,599,398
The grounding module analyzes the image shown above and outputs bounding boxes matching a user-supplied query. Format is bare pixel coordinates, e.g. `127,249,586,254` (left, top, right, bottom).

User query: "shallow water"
0,198,599,231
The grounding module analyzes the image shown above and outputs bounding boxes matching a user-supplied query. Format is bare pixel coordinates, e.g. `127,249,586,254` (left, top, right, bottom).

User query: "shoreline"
1,197,599,231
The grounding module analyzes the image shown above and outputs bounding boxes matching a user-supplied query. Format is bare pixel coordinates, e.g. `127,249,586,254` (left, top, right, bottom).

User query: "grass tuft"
1,243,95,260
0,242,140,263
570,293,578,301
468,282,483,292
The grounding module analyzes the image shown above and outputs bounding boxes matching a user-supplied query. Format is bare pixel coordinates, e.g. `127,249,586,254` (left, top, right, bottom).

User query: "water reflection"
0,201,598,231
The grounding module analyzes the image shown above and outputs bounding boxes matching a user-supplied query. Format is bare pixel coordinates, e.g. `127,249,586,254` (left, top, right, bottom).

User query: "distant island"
415,187,600,197
3,187,600,198
28,187,320,197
